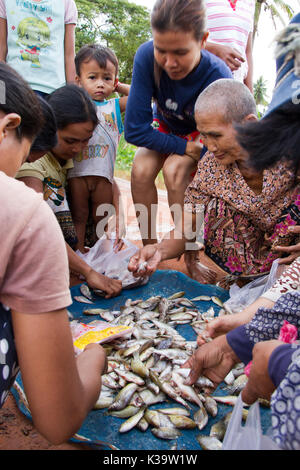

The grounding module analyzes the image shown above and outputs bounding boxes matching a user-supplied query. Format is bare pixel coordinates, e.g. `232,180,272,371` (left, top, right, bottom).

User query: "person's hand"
85,269,122,299
241,340,284,405
197,314,246,346
128,244,162,278
182,335,239,390
83,343,108,375
185,141,203,162
273,226,300,265
207,43,245,72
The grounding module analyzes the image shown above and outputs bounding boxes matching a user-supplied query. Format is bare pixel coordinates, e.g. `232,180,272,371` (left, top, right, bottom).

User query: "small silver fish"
108,383,138,411
191,295,212,301
156,407,190,417
108,405,140,418
211,296,224,307
168,415,197,429
197,435,222,450
119,407,146,433
83,308,108,316
152,427,182,440
136,417,149,432
73,296,94,304
193,403,208,431
80,284,94,301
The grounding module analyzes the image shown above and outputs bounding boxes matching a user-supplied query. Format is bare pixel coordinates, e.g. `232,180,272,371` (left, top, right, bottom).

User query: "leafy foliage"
75,0,152,82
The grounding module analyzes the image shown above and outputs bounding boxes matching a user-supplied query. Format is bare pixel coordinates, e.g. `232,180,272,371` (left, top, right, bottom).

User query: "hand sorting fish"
73,290,257,450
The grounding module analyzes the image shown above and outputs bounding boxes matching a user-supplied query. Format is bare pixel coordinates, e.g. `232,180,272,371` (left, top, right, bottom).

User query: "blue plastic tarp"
11,270,271,450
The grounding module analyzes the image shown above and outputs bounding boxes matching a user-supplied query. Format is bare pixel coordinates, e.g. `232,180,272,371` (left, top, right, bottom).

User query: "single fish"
83,308,109,316
167,291,185,300
108,383,138,411
168,415,197,429
136,417,149,432
211,296,224,308
137,390,167,407
196,435,222,451
152,427,182,440
210,419,227,441
193,403,208,431
213,395,249,406
156,407,190,417
108,405,141,418
131,352,150,378
114,368,145,386
119,407,146,433
203,395,218,417
80,284,94,301
191,295,212,301
73,296,94,304
93,396,115,410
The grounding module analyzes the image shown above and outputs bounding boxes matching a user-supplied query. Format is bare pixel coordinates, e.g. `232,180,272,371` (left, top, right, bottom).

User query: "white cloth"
68,98,123,184
206,0,255,81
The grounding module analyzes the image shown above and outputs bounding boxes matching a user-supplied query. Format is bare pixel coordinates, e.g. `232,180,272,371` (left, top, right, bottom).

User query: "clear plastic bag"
224,260,286,314
76,237,149,288
222,394,281,450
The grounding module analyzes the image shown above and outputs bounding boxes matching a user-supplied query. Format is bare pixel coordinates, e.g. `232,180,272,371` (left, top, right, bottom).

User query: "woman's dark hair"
151,0,207,41
0,62,43,140
75,44,119,77
236,102,300,172
31,96,57,152
47,84,98,130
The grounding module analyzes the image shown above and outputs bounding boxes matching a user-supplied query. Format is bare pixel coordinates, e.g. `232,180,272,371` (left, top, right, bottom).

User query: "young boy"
68,44,130,253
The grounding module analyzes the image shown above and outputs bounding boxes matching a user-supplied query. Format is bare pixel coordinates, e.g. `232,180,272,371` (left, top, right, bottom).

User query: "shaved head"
195,79,257,124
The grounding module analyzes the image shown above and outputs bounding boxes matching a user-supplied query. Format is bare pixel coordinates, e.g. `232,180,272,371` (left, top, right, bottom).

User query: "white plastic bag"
76,237,149,288
222,394,281,450
224,260,285,314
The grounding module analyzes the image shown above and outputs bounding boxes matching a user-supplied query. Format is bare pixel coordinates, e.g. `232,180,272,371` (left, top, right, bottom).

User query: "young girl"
0,0,78,97
124,0,232,246
0,62,107,444
67,44,130,253
16,84,122,298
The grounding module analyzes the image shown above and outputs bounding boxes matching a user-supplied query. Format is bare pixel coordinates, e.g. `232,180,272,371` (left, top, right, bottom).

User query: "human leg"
89,176,114,241
68,177,90,253
131,147,165,245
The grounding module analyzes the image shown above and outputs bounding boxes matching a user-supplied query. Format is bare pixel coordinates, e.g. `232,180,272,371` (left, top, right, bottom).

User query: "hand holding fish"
85,269,122,298
128,245,162,278
241,340,282,405
182,335,239,391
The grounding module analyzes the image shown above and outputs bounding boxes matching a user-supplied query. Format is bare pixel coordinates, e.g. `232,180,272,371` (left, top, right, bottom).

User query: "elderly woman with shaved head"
129,78,299,288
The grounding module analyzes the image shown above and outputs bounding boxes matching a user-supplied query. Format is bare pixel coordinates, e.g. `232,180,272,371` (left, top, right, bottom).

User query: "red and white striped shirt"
206,0,255,81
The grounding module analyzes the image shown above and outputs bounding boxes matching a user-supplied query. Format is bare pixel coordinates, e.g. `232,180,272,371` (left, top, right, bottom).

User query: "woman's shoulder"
198,49,233,79
0,172,44,218
135,40,154,64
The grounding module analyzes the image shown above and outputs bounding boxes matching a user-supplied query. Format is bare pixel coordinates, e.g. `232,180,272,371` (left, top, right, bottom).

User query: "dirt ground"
0,178,191,451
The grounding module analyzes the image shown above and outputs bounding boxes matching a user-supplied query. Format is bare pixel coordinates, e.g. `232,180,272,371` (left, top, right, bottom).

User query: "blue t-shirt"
124,40,232,155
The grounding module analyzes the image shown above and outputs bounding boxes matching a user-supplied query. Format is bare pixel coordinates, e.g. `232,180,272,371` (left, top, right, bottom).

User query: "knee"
163,157,188,190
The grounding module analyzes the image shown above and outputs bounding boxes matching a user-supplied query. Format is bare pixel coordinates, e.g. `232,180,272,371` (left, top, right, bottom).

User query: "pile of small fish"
72,287,261,450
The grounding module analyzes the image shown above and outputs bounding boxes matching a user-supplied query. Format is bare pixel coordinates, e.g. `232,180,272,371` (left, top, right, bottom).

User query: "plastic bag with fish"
70,319,133,355
76,237,149,289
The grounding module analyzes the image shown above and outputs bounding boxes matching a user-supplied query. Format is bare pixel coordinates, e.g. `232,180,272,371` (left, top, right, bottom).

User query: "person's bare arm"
64,23,76,83
19,176,122,297
205,41,244,72
116,82,131,113
12,307,107,444
0,18,7,62
243,33,253,93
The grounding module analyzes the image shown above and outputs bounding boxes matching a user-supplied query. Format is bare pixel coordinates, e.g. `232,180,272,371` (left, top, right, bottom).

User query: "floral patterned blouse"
184,152,300,280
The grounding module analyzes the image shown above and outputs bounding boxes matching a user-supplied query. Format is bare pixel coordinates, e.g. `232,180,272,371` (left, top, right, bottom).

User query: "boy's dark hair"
0,62,43,140
236,102,300,172
75,44,119,77
47,84,98,130
31,96,58,152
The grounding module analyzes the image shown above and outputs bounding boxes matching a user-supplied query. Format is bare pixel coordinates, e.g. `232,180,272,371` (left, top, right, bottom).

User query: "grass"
115,135,166,191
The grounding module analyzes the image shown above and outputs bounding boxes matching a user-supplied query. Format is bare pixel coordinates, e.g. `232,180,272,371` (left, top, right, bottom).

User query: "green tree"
253,0,295,42
75,0,152,83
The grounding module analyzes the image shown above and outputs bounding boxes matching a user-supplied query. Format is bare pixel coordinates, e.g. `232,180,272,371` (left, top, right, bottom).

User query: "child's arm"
64,23,76,83
0,18,7,61
115,82,131,113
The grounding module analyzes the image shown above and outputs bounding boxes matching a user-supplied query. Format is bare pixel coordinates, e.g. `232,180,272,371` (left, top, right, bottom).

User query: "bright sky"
132,0,300,101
